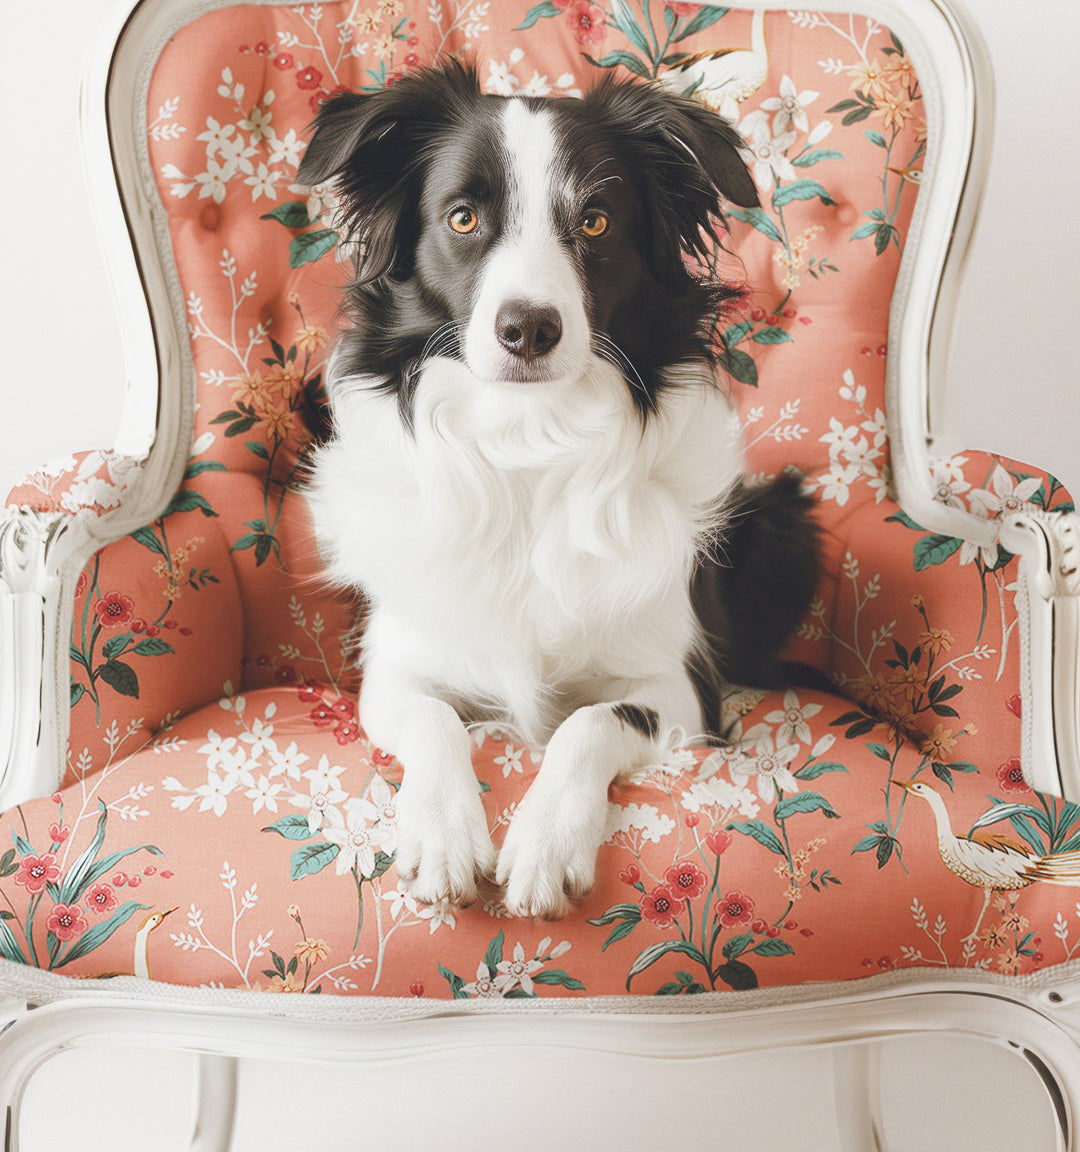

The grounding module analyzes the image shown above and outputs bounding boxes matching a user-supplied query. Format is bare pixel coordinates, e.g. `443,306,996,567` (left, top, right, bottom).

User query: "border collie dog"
298,61,818,918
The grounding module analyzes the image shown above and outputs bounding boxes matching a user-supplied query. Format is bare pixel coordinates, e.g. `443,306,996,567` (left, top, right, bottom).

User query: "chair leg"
832,1042,886,1152
190,1055,238,1152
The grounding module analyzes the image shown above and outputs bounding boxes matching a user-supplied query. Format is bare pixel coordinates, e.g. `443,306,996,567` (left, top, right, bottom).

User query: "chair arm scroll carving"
1000,508,1080,800
0,507,89,812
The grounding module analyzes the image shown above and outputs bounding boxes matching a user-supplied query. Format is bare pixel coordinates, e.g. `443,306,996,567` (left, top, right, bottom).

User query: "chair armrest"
0,507,88,809
1000,508,1080,799
5,450,145,519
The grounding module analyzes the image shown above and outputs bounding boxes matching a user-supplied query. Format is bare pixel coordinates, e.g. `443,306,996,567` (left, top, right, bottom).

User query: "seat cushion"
1,681,1073,998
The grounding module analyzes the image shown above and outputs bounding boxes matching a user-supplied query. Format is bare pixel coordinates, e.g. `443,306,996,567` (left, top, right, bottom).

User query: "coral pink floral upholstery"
3,2,1077,999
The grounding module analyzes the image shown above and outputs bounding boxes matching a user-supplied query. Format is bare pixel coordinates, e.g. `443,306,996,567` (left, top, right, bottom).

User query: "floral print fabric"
2,2,1076,998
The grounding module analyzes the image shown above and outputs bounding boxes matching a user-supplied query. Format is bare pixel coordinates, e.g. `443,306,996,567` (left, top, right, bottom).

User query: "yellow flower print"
883,54,917,89
873,89,915,131
231,372,265,410
378,0,403,15
917,627,953,655
295,937,330,965
919,723,957,762
848,59,889,100
353,8,381,33
261,398,296,441
373,33,396,60
295,325,327,354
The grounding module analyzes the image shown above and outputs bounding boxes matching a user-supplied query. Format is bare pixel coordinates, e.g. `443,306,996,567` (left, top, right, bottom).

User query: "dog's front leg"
360,660,496,907
497,678,699,919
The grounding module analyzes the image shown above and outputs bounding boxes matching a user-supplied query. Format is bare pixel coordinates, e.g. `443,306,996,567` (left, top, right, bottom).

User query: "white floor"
19,1034,1056,1150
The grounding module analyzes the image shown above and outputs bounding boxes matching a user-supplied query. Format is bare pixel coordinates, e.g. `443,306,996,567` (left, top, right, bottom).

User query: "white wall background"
0,1,1076,1148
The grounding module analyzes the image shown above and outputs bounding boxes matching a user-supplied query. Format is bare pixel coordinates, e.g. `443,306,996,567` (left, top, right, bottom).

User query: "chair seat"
1,680,1071,999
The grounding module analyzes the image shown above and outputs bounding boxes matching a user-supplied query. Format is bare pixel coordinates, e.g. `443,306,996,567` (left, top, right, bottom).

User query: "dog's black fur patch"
692,472,822,696
612,703,661,741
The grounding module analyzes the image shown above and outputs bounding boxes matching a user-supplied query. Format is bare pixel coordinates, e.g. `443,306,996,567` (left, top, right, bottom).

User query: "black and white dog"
298,62,818,918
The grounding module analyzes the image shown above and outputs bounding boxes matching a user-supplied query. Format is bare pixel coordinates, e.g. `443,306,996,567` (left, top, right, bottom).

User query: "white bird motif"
79,907,178,981
659,9,768,113
898,780,1080,942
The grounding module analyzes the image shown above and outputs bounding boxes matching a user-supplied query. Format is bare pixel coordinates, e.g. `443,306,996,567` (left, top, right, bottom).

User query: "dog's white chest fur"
309,356,742,744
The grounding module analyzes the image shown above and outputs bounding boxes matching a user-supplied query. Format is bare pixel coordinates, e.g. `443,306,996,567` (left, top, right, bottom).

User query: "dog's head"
298,61,757,417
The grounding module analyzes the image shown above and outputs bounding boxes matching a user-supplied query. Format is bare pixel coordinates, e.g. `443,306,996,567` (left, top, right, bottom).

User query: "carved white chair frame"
2,0,1080,1148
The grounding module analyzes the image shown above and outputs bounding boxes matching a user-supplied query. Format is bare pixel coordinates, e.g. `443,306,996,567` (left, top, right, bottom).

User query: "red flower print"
717,891,755,928
619,863,641,886
334,719,360,745
296,65,324,90
664,860,708,900
664,1,695,13
309,91,331,113
132,618,146,633
997,757,1030,794
684,813,700,828
705,828,732,856
371,747,395,766
254,40,270,55
274,52,295,70
566,0,606,45
639,885,685,929
409,981,425,997
47,903,88,942
75,568,90,597
15,853,60,894
310,703,336,727
1006,694,1023,718
85,882,118,916
331,699,354,720
275,665,297,684
298,681,325,703
94,590,134,628
112,872,129,887
48,822,69,843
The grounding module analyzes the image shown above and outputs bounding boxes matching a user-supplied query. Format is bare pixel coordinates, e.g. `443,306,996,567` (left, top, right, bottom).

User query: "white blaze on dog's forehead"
500,98,558,235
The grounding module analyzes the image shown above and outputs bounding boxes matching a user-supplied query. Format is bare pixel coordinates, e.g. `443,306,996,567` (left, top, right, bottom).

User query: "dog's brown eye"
579,211,609,238
448,207,478,234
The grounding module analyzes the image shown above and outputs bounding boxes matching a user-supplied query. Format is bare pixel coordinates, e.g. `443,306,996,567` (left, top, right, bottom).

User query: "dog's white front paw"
394,780,496,908
497,786,608,919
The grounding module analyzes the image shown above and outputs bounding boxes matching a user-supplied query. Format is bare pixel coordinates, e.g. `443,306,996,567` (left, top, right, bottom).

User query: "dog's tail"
691,471,824,705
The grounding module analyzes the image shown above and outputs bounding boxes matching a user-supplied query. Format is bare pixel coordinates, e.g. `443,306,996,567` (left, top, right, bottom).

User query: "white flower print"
740,113,797,189
199,729,239,771
245,775,284,815
494,744,525,778
929,456,971,509
462,962,504,998
494,942,544,994
324,799,392,878
969,464,1042,521
680,776,761,820
760,74,819,135
728,738,801,803
240,714,277,760
603,801,676,845
267,127,304,168
195,770,235,817
290,770,347,833
244,163,281,201
764,690,823,745
268,740,308,780
195,158,233,203
381,881,419,921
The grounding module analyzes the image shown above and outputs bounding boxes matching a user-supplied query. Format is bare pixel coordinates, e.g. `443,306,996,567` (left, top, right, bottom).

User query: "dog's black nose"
495,301,562,362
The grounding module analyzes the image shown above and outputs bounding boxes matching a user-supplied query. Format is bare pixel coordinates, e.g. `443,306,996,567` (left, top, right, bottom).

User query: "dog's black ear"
586,78,758,282
296,91,375,188
297,63,482,282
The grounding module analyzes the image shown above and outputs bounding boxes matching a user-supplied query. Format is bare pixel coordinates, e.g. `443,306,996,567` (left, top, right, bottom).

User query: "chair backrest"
13,0,1066,781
